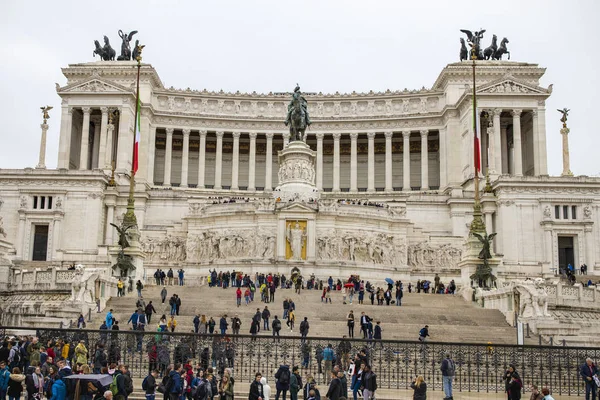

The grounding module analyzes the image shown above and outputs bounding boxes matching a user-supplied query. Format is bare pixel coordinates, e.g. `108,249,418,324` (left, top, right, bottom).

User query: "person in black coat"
507,375,522,400
410,375,427,400
325,371,342,400
248,372,264,400
504,365,521,400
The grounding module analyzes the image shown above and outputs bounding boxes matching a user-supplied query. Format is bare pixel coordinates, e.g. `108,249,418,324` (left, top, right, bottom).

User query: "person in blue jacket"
51,377,67,400
168,364,183,400
0,361,10,400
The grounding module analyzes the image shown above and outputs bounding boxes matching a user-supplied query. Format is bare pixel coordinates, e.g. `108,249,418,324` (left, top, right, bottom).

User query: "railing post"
550,336,554,346
526,323,530,338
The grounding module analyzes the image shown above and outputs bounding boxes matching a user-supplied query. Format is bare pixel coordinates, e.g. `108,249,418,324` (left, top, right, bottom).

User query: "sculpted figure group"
460,29,510,61
93,30,138,61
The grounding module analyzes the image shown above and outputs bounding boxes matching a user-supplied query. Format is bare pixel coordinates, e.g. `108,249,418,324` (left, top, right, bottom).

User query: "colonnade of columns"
484,108,546,177
155,130,435,192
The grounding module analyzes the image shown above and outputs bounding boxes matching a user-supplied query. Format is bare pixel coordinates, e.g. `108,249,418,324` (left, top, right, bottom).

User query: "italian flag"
133,98,141,175
474,108,481,174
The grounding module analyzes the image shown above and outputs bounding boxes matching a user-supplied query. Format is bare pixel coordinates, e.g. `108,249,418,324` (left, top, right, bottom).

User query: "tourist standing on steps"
299,318,309,342
117,279,124,297
244,288,251,306
236,288,242,307
145,301,156,324
272,316,281,341
231,315,241,335
219,315,228,336
158,315,167,332
360,313,370,339
579,358,598,400
208,317,216,334
326,370,342,400
286,309,295,331
167,316,177,333
136,280,144,297
161,287,167,304
418,325,430,342
262,307,271,331
441,353,455,400
253,309,262,333
410,375,427,400
347,311,355,338
322,345,334,382
395,285,403,306
248,372,264,400
106,309,114,329
283,299,289,320
193,314,201,334
178,269,185,286
373,321,382,345
169,295,177,316
289,366,301,400
274,364,290,400
175,295,181,316
167,269,174,286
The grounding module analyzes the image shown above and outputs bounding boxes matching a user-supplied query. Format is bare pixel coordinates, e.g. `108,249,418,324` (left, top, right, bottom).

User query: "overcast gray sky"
1,0,598,176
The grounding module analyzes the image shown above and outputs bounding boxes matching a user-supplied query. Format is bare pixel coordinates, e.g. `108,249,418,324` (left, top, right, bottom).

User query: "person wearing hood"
50,376,66,400
8,367,25,400
168,364,182,400
260,376,271,400
0,361,11,400
106,310,114,330
274,365,290,400
25,366,43,400
56,360,72,380
74,341,88,365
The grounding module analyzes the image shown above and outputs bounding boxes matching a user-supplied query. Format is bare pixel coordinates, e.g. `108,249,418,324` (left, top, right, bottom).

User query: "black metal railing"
1,326,597,397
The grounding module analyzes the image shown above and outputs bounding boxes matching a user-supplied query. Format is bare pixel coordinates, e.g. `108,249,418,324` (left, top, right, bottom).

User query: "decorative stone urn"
273,141,320,202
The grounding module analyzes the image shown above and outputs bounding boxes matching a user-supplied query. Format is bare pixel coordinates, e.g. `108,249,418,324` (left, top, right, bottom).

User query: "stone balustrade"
10,266,80,291
545,281,600,309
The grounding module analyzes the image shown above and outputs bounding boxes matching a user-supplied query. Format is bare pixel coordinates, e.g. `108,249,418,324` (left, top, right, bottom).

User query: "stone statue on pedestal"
558,108,573,176
470,232,497,288
557,108,570,128
286,221,306,260
284,84,311,142
117,30,138,61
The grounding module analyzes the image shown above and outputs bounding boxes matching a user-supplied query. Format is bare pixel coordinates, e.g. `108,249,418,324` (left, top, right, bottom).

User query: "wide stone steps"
89,284,536,345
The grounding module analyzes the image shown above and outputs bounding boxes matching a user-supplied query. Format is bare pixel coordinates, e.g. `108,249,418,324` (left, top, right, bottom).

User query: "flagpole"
123,47,143,228
469,49,486,234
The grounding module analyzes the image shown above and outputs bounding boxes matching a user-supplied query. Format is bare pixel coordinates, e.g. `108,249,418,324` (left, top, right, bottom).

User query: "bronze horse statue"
459,38,468,61
117,30,138,61
494,38,510,60
483,34,497,60
92,36,116,61
288,97,307,142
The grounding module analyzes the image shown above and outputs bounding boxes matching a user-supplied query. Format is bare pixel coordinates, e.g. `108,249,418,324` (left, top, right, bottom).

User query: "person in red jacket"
236,288,242,307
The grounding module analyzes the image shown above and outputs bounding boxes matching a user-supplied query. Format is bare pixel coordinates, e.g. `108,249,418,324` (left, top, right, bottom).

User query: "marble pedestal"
273,141,320,202
459,235,502,301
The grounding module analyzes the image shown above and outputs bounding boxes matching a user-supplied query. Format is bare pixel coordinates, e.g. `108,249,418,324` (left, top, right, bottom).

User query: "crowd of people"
336,200,387,208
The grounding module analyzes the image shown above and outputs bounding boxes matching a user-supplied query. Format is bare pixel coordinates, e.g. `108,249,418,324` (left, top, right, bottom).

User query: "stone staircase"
88,283,535,344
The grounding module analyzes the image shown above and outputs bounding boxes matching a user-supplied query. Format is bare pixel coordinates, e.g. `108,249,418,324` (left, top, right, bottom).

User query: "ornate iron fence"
1,326,597,397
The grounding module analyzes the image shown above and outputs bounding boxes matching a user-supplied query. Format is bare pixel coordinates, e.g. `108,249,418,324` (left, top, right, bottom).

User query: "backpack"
419,328,426,337
109,375,119,396
193,381,207,400
12,348,21,364
445,359,456,377
273,319,281,331
278,368,290,385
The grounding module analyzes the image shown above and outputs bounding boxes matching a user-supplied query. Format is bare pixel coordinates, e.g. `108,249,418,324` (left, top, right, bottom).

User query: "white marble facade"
0,60,598,283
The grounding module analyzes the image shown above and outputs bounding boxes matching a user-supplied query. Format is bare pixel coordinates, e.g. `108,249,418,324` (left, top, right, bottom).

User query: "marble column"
531,110,540,176
163,128,173,186
385,131,393,192
512,109,523,176
402,131,411,191
283,132,290,147
104,204,115,245
36,123,49,169
79,107,91,170
214,131,224,190
486,122,495,175
350,132,358,192
231,132,240,190
420,130,429,190
265,133,274,191
198,130,207,188
16,214,25,259
57,106,73,169
248,132,257,191
560,126,573,176
536,108,548,175
438,128,447,188
147,125,157,184
316,133,324,190
500,123,508,174
367,132,375,192
492,109,502,175
332,132,341,192
98,107,109,171
105,122,115,169
181,129,190,187
91,121,101,169
52,217,61,260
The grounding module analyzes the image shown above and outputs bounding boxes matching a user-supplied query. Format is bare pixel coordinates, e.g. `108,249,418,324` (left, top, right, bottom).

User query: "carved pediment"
277,202,317,213
478,78,549,95
58,78,132,94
